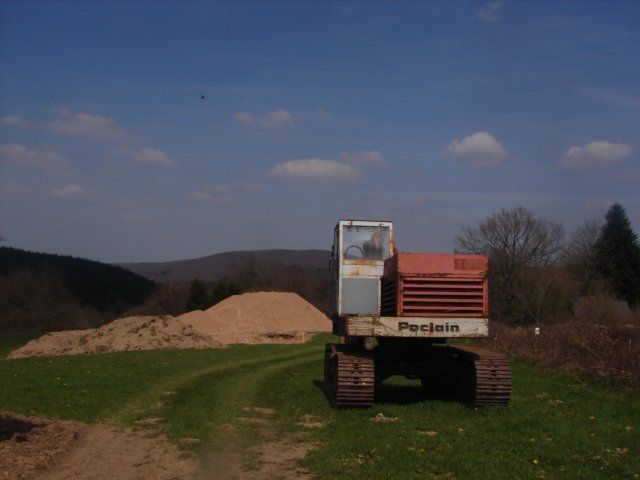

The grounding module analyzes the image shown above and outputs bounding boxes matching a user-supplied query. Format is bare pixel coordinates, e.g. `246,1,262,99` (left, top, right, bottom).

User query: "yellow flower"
533,459,539,465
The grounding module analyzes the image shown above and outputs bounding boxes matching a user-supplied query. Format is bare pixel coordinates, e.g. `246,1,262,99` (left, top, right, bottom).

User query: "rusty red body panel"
381,253,489,318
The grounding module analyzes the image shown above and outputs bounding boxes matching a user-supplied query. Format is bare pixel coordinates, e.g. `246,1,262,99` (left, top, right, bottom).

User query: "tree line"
0,247,157,334
127,254,331,318
456,203,640,325
2,203,637,335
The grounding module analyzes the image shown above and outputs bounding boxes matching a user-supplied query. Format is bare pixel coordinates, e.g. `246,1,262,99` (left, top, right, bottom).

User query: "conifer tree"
186,279,210,311
594,203,640,307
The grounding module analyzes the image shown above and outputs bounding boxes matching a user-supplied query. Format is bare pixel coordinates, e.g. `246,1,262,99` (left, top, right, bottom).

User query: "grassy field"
1,334,639,479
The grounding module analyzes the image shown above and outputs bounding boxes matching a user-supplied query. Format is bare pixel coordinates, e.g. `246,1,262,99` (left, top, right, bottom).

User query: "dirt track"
0,412,197,480
0,408,316,480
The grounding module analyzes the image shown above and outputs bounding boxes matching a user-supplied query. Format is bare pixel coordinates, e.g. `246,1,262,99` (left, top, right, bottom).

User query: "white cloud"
128,147,175,166
233,108,295,128
269,158,361,181
560,141,632,169
446,132,507,165
48,109,131,140
50,184,85,197
338,150,387,168
477,1,504,22
0,116,27,128
0,143,72,174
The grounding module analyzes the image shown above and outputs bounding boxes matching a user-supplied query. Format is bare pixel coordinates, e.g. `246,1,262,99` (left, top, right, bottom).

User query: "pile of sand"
8,315,220,359
0,412,197,480
7,292,332,359
177,291,332,344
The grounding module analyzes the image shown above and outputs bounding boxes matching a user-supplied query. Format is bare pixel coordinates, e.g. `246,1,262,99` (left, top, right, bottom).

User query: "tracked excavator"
323,220,511,408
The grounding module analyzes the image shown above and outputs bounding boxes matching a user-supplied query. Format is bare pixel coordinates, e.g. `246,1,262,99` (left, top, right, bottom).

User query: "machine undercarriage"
323,339,511,408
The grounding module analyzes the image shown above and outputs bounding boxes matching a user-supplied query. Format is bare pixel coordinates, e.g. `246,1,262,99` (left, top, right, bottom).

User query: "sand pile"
7,315,220,359
177,292,332,344
7,292,332,359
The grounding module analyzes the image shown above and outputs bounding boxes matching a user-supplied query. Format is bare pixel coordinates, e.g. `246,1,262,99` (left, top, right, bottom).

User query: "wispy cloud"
50,184,86,197
217,183,260,193
446,132,507,165
233,108,295,128
0,116,27,128
269,158,361,181
48,108,131,141
580,87,640,111
48,108,176,168
560,141,632,169
477,1,504,22
188,182,264,204
338,150,388,168
0,143,73,175
188,189,233,205
126,147,175,167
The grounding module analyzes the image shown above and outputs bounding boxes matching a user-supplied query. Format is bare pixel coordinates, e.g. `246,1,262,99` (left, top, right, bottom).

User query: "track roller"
323,343,375,408
452,345,512,407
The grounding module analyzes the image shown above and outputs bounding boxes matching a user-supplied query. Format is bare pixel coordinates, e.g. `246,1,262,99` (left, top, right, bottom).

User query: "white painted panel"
344,317,489,338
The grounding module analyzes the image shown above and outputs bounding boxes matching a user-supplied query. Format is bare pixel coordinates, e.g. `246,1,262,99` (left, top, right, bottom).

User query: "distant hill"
0,247,157,311
117,249,330,283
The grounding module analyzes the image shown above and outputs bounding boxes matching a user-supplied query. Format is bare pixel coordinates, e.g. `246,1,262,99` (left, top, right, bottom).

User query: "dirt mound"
0,412,197,480
178,292,332,344
7,292,331,358
7,316,220,359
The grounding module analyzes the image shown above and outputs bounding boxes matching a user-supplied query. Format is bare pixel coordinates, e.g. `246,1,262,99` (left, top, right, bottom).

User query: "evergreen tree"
594,203,640,307
210,278,242,306
186,279,210,311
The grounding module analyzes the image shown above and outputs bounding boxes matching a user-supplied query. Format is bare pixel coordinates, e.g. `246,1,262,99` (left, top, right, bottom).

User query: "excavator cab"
330,220,394,317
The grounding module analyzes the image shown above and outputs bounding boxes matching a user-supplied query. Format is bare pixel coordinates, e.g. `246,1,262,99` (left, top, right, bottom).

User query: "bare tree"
562,221,600,294
455,206,565,323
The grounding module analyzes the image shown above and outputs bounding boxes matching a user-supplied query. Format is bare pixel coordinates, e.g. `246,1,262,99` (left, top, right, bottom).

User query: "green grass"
1,334,638,479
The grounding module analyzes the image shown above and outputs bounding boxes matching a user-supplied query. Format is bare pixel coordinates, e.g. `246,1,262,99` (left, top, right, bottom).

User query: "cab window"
342,225,390,260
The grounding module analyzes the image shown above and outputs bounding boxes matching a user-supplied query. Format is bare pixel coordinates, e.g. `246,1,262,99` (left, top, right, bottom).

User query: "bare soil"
0,412,198,480
200,404,315,480
177,292,331,345
0,407,315,480
8,316,220,359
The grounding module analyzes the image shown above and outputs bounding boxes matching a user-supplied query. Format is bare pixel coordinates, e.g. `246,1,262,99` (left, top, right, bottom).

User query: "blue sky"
1,1,639,262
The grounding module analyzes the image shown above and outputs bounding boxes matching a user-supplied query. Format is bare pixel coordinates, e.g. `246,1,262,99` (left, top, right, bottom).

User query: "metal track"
449,344,511,407
323,343,375,408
